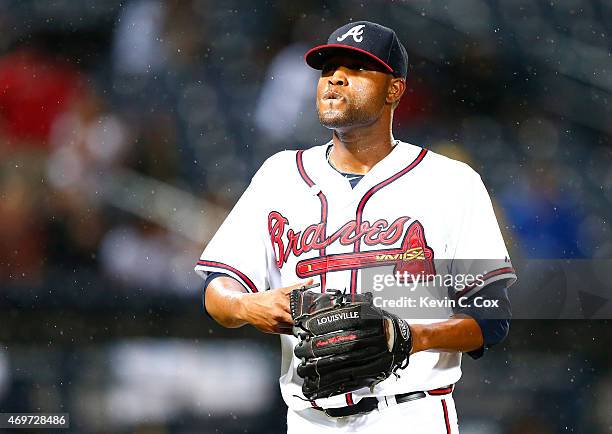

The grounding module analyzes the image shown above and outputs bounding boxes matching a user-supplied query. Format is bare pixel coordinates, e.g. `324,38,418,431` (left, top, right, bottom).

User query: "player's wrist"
233,291,252,324
408,324,429,354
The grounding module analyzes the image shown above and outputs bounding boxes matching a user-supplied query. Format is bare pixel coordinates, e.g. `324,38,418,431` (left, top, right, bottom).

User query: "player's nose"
328,67,349,86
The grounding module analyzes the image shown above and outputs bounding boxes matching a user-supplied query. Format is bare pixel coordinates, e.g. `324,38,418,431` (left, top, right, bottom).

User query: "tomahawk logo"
337,24,366,42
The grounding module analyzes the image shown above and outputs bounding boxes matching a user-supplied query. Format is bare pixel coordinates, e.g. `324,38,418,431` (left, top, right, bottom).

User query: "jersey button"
309,184,322,196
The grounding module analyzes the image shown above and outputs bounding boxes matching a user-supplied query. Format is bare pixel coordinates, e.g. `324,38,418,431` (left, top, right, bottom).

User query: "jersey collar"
301,140,425,203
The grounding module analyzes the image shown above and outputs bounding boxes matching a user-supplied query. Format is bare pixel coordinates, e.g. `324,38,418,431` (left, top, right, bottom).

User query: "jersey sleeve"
194,160,276,293
449,168,517,299
452,280,512,359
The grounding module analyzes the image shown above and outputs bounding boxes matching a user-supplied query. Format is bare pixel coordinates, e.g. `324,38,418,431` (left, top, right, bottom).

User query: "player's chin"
318,110,353,129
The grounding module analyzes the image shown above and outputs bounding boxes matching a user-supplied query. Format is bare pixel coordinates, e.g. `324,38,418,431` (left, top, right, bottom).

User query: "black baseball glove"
290,287,412,400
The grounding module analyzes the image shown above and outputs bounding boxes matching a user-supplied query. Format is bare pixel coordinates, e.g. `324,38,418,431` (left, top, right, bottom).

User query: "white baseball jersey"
195,140,516,412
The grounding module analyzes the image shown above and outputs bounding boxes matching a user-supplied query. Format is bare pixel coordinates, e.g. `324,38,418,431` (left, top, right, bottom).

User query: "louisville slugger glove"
290,287,412,400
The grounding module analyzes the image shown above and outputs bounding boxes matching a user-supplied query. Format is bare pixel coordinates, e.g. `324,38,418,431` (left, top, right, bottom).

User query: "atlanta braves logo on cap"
336,24,366,43
305,21,410,78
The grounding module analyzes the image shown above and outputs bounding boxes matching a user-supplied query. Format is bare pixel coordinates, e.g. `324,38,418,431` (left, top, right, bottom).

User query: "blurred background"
0,0,610,433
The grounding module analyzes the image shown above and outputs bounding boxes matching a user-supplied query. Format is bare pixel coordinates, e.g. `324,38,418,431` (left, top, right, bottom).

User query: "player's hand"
239,279,314,334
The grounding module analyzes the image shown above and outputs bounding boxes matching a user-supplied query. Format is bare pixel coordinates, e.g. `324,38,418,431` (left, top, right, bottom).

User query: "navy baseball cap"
305,21,408,78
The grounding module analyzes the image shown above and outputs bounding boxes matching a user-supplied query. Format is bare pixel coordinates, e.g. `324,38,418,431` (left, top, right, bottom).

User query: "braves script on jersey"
195,141,516,411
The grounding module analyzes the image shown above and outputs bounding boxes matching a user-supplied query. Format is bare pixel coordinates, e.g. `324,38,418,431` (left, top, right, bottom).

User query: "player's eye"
322,63,337,74
321,62,369,75
349,63,367,71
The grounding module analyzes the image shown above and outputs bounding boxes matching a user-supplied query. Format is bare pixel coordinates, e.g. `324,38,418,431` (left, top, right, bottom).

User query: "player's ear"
386,78,406,106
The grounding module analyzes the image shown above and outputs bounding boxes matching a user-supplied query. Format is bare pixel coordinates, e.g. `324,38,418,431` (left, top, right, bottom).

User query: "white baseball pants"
287,394,459,433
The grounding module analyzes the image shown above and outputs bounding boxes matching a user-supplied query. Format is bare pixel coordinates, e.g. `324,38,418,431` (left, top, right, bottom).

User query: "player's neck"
330,127,395,175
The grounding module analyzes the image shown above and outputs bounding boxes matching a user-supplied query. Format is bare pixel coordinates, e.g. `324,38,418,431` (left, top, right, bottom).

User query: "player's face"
317,53,392,130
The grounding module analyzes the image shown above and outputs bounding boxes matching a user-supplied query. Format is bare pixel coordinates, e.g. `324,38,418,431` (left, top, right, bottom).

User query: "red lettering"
268,211,288,268
379,216,410,245
301,225,319,253
338,221,358,245
268,211,412,266
364,219,387,245
311,224,327,250
340,222,371,245
288,229,303,257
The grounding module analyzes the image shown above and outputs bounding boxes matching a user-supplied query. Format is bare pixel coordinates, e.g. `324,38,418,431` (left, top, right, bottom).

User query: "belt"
313,385,454,418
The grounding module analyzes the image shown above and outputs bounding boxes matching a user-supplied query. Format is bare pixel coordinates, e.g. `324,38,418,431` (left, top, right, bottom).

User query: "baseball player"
196,21,516,433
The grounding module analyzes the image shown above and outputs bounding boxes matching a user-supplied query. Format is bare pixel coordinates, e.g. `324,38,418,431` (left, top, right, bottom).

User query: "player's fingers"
281,278,315,294
277,310,294,325
281,300,292,314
